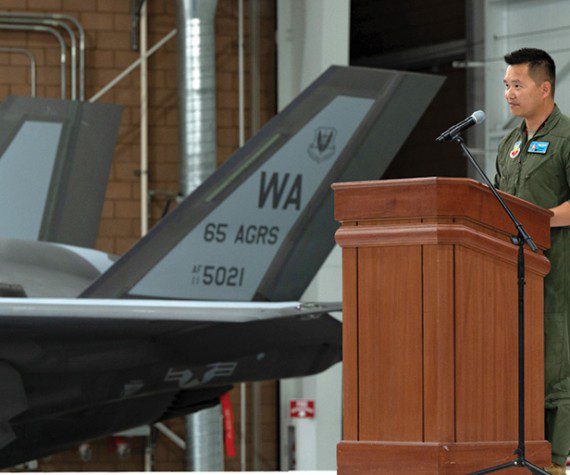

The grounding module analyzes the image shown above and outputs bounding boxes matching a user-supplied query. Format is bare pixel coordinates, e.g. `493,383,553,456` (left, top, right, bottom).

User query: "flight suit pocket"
498,174,508,190
522,155,564,205
525,153,560,184
545,313,569,389
497,157,517,192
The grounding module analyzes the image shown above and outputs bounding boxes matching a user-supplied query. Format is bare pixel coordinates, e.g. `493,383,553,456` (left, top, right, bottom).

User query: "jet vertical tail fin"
81,66,444,301
0,96,122,248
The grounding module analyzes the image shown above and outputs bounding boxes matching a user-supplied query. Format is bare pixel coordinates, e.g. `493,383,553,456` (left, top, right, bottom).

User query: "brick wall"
0,0,277,470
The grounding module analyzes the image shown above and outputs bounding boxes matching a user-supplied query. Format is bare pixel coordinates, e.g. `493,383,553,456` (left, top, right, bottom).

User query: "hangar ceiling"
350,0,466,65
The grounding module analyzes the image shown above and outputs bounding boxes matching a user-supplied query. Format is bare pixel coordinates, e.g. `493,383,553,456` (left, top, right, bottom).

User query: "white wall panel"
277,0,349,469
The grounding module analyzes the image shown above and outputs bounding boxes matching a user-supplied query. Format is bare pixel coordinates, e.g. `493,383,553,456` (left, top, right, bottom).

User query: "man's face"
503,63,548,118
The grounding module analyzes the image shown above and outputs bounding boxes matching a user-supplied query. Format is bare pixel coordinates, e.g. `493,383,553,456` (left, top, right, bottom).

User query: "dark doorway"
350,0,468,179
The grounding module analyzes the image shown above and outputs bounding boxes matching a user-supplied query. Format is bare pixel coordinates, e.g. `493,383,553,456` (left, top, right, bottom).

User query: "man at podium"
495,48,570,475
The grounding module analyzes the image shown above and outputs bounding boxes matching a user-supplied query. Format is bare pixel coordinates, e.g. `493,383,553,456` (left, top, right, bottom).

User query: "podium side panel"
455,246,518,441
343,246,359,440
358,245,423,441
423,244,455,442
524,270,546,441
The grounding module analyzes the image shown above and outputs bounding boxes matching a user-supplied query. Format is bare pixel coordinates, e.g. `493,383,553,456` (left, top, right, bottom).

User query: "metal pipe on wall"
144,427,153,472
238,1,247,469
0,24,66,99
249,0,261,135
248,1,263,467
0,17,77,100
88,29,177,103
60,14,85,101
0,12,85,100
0,47,36,97
174,0,221,470
140,1,149,236
175,0,218,197
154,422,186,450
184,405,224,471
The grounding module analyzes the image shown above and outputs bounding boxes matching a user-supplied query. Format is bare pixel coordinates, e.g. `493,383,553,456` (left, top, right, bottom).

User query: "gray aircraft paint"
80,67,444,301
131,96,374,300
0,68,445,467
53,243,116,274
0,298,340,322
0,239,105,297
0,96,122,248
0,121,62,239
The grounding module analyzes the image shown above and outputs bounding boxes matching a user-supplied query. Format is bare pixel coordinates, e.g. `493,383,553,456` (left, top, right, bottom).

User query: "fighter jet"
0,66,443,467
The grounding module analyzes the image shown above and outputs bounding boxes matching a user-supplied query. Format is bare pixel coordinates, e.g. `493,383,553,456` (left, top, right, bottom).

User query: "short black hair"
504,48,556,96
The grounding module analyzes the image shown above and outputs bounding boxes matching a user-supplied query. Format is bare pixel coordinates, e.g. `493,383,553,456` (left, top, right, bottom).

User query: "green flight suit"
495,105,570,466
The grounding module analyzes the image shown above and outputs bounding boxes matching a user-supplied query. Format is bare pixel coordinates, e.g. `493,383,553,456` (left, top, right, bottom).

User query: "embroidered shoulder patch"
510,140,521,159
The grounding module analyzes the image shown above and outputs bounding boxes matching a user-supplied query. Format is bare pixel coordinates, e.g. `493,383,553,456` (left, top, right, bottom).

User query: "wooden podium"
333,178,552,474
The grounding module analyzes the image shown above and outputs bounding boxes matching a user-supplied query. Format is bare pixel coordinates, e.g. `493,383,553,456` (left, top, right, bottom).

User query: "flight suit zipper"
513,159,522,194
512,128,549,194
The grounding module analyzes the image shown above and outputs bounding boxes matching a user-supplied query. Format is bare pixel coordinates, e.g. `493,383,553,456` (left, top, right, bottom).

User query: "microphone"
436,110,486,142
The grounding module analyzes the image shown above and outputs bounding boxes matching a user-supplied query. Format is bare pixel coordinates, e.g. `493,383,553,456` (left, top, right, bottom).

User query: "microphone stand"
448,135,548,475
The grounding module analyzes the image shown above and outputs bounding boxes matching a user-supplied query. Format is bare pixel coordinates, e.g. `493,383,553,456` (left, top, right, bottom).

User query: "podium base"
337,440,550,474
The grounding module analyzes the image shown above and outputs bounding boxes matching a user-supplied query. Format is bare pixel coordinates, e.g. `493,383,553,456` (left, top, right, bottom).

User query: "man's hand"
550,200,570,227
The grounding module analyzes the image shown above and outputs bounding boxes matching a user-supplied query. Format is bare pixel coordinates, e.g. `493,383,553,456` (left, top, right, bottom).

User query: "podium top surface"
333,177,553,249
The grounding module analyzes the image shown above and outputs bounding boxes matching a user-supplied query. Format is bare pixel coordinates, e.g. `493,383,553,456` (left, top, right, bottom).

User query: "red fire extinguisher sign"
289,399,315,419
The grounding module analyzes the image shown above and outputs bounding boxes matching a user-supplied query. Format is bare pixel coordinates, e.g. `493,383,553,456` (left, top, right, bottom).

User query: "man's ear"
542,81,552,98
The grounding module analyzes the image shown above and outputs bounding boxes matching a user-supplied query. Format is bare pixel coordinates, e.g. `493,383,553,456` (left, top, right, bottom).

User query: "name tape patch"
528,141,549,154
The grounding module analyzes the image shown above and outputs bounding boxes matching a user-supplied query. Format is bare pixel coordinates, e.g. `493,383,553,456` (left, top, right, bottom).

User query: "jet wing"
0,299,340,467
